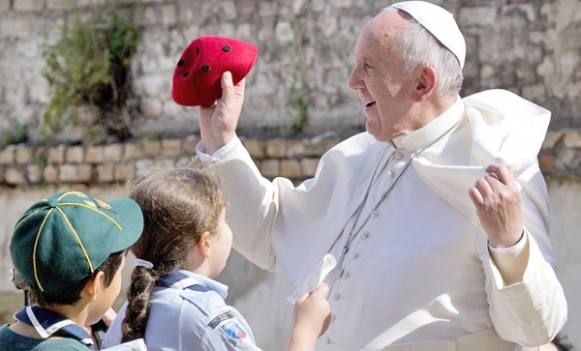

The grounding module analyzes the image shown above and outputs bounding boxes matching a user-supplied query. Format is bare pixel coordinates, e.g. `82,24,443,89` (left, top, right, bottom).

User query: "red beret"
172,36,259,107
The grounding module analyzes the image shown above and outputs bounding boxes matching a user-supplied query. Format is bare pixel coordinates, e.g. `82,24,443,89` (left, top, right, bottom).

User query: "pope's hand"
198,71,245,154
469,164,524,248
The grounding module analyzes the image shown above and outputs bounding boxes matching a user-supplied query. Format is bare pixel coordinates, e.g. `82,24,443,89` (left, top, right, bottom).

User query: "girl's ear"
195,231,213,258
81,271,105,300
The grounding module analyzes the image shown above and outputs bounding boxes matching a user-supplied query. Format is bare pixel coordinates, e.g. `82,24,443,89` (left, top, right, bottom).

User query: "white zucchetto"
389,1,466,69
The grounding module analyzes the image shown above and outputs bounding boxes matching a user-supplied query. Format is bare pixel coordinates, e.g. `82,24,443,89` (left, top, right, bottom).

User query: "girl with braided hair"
103,168,330,351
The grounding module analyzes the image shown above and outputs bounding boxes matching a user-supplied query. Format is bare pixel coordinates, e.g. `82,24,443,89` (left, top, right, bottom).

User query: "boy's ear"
81,271,105,299
195,231,213,258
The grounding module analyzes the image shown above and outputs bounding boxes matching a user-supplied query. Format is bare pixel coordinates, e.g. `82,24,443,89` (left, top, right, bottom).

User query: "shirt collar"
177,269,229,299
391,97,464,152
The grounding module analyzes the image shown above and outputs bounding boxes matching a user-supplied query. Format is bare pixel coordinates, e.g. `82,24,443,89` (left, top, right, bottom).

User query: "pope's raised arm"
195,71,371,276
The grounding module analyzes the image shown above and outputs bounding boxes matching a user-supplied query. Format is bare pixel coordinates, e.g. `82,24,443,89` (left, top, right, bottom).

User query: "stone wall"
0,129,580,187
0,0,580,143
0,134,341,185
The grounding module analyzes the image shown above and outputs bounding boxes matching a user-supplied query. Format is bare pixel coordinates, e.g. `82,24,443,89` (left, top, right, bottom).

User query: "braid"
121,168,224,343
121,267,160,342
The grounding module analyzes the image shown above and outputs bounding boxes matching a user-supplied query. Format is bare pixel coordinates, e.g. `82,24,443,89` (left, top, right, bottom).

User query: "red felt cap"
172,36,259,107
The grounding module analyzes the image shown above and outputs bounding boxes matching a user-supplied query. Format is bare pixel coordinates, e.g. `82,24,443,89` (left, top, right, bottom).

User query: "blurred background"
0,0,579,349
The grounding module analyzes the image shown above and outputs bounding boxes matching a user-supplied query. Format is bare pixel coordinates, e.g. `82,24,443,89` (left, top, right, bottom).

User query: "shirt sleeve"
31,339,90,351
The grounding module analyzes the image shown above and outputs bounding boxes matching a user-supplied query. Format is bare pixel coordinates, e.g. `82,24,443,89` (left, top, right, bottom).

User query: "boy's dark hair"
28,251,125,306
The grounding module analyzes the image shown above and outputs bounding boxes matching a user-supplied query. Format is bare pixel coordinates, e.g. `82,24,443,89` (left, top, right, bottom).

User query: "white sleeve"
195,137,280,270
488,231,527,255
481,166,567,347
194,133,374,281
196,137,241,162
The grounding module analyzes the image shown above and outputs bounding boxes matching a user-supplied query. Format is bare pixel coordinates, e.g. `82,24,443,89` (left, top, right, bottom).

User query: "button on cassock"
340,269,350,279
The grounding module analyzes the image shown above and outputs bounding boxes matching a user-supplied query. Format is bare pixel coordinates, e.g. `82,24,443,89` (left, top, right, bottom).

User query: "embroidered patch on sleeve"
208,311,235,329
219,319,248,341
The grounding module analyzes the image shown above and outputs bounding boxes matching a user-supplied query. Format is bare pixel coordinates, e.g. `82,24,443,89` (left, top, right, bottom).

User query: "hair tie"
135,258,154,269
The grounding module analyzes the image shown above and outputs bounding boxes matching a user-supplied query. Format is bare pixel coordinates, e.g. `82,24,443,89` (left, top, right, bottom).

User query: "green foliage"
286,14,311,134
290,94,309,133
0,119,28,147
42,1,140,141
33,151,48,171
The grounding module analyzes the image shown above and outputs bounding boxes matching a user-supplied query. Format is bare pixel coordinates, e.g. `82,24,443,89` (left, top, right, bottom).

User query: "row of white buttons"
325,151,407,347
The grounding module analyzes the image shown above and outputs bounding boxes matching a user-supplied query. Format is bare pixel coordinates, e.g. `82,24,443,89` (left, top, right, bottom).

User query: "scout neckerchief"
327,118,464,291
14,306,94,348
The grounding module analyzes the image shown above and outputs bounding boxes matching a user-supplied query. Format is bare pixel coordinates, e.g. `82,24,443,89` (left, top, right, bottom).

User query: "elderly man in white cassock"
195,1,567,350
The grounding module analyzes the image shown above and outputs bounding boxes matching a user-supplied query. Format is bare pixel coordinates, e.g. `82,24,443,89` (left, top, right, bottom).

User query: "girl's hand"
289,284,331,351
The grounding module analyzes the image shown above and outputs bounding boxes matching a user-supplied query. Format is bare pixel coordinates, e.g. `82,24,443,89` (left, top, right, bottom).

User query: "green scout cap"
10,191,144,294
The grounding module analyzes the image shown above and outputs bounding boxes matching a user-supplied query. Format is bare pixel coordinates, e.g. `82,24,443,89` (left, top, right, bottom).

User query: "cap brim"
108,198,144,253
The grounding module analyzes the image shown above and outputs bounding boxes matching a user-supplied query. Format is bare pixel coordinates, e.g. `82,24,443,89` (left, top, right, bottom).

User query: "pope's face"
348,10,417,142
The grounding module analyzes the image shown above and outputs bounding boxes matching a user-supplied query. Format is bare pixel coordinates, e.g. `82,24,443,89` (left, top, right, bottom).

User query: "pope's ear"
413,65,437,101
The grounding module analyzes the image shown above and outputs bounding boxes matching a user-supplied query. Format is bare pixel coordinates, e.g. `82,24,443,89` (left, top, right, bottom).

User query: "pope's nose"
348,67,364,91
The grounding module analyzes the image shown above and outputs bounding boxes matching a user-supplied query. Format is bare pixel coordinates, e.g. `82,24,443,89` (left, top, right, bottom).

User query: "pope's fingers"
483,173,504,192
469,186,484,206
220,71,234,101
486,164,513,186
233,78,246,99
234,77,246,90
474,178,493,202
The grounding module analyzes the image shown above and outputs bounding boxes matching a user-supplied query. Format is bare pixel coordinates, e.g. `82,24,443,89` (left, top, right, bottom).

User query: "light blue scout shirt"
103,270,261,350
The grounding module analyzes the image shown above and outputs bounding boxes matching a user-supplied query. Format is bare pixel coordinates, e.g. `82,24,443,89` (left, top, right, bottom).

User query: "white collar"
392,97,464,152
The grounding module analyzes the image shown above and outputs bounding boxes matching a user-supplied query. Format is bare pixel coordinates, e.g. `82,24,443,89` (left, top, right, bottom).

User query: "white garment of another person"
196,90,567,351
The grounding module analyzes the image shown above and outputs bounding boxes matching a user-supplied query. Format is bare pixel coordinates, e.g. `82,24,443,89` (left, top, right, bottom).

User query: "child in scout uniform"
103,168,331,351
0,191,144,351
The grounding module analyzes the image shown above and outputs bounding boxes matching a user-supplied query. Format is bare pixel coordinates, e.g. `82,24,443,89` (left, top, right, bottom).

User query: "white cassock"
196,89,567,351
